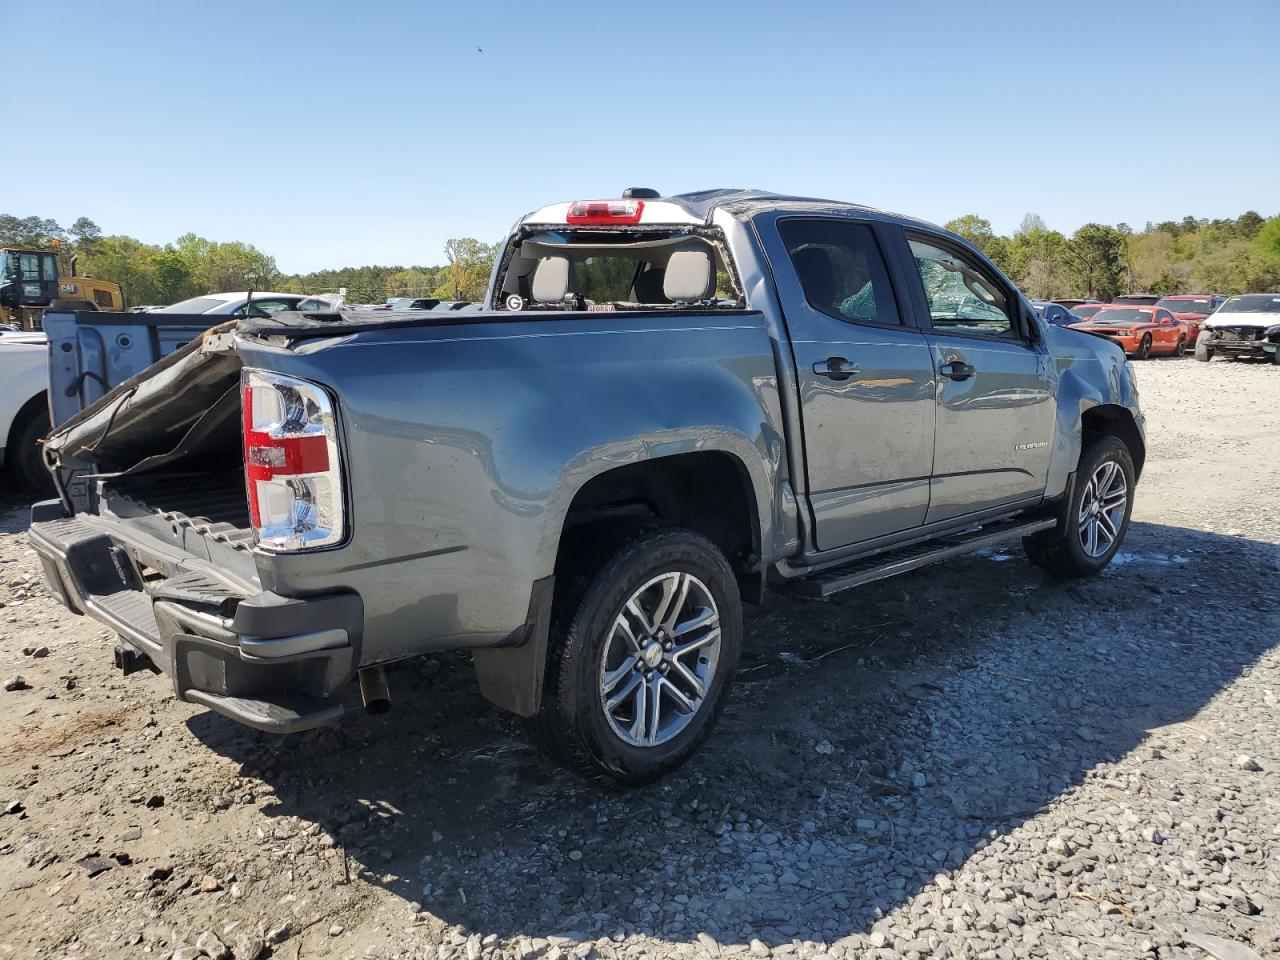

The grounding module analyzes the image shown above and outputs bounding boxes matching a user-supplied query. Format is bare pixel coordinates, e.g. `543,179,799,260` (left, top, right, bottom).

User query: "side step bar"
794,516,1057,599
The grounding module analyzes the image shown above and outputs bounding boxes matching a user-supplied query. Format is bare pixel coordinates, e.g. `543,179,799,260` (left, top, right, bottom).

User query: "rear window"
157,296,227,313
496,230,741,311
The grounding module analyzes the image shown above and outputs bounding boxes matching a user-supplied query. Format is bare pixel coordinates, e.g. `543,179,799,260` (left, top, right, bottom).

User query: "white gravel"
0,356,1277,960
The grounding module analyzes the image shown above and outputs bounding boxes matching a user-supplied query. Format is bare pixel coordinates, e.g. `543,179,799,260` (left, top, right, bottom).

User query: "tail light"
565,199,644,224
241,369,345,551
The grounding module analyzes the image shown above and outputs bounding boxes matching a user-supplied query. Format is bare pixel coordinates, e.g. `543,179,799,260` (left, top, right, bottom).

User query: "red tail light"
241,369,345,551
565,199,644,224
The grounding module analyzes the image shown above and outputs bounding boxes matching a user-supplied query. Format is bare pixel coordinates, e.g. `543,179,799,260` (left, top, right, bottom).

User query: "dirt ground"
1,356,1277,960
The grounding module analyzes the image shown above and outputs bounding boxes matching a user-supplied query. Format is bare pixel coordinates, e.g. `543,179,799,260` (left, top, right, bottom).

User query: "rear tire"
534,525,742,785
8,406,52,495
1023,435,1135,579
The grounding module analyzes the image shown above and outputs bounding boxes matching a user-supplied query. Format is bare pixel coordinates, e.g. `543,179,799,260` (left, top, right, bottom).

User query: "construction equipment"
0,244,124,329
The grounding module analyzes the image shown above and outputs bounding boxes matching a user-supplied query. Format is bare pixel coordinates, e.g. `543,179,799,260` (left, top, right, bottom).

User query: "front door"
759,216,936,551
902,234,1057,524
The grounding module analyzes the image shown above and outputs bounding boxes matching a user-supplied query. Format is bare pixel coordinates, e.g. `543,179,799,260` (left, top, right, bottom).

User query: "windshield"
1087,308,1153,326
156,296,229,313
1217,294,1280,314
1072,305,1104,319
1156,297,1212,315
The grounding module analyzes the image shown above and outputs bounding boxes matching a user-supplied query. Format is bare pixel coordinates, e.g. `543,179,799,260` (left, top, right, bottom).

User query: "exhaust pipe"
358,666,391,715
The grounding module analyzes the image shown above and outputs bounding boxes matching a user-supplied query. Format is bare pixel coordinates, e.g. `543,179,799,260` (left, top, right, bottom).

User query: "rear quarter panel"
237,314,789,664
0,339,49,461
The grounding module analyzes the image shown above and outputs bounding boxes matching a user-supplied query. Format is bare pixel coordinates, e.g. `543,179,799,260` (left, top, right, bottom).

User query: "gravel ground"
1,356,1278,960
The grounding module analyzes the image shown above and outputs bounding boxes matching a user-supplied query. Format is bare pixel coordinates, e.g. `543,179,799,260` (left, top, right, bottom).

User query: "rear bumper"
28,501,363,733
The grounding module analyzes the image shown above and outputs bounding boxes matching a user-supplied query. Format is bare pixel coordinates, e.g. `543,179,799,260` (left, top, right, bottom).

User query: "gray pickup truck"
29,189,1144,783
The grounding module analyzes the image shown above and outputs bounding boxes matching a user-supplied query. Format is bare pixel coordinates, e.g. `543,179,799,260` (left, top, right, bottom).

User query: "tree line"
944,211,1280,301
5,208,1279,309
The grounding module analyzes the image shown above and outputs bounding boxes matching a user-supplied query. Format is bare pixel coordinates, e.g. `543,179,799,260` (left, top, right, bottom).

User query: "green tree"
944,215,996,251
1066,224,1128,300
434,238,494,301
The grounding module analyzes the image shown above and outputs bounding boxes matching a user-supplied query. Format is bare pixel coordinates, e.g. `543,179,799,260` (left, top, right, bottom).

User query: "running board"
793,516,1057,599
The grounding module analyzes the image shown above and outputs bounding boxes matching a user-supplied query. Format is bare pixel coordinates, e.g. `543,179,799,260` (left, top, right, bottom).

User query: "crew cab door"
756,215,936,551
900,232,1056,523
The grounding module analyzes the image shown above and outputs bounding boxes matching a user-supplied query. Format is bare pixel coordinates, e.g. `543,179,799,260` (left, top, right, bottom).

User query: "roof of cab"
521,189,936,231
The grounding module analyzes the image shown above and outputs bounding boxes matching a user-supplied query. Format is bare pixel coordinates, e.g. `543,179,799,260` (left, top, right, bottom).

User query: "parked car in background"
1155,294,1226,344
1052,299,1100,310
0,329,51,490
1030,300,1078,326
1069,305,1188,358
130,305,165,313
1070,304,1107,321
1195,293,1280,364
1112,293,1162,307
155,292,336,316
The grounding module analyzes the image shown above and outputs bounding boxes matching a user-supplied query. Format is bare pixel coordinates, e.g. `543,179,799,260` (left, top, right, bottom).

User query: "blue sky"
24,0,1280,273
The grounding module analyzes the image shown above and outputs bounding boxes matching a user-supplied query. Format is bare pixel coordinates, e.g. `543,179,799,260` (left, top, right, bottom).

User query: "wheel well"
561,452,760,581
6,392,48,450
1081,405,1145,478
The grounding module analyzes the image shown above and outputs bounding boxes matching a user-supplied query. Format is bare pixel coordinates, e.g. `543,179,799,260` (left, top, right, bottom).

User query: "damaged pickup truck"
30,189,1145,783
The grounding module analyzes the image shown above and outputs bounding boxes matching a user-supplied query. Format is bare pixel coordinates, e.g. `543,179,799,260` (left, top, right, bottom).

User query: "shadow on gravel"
186,520,1280,949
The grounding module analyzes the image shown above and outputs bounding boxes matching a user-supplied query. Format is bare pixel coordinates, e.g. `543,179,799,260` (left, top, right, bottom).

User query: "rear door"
756,214,936,551
900,232,1057,524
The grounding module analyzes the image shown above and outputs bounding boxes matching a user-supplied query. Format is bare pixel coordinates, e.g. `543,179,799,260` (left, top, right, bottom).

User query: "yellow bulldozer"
0,244,124,329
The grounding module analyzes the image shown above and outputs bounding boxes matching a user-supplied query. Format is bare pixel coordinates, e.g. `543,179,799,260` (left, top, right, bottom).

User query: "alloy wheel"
1077,460,1128,558
599,571,722,747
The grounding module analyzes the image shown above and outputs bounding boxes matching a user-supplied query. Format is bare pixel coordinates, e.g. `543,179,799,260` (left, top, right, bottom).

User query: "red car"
1068,305,1189,358
1154,294,1227,345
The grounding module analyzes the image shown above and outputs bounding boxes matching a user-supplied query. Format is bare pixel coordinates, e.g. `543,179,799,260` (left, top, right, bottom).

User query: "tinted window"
779,219,901,325
908,237,1014,338
1156,297,1211,315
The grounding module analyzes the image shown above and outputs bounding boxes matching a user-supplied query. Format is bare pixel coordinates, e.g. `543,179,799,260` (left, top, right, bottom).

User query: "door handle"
813,356,861,381
938,359,976,381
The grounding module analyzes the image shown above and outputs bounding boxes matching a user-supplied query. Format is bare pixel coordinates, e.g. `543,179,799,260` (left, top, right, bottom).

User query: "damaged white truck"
29,189,1145,783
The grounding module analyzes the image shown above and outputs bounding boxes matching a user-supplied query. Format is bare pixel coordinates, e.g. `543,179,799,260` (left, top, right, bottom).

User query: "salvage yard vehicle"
1195,293,1280,364
1156,294,1226,343
0,247,125,330
0,329,52,490
28,189,1145,784
1068,305,1188,358
156,291,337,316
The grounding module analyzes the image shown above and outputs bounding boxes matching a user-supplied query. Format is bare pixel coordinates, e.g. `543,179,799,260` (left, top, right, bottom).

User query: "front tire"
1195,336,1213,362
1134,335,1152,360
1175,335,1187,356
535,525,742,785
1023,436,1135,579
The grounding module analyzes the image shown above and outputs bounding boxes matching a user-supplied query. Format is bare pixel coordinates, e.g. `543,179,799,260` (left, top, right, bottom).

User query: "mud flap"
471,575,555,717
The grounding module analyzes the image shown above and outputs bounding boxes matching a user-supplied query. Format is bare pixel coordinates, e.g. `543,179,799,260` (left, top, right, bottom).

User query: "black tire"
1175,335,1187,357
1134,335,1152,360
7,405,53,494
534,525,742,785
1194,336,1213,362
1271,348,1280,366
1023,435,1136,579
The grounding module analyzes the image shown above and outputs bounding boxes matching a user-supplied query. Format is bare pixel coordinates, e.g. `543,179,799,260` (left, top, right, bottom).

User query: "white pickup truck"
0,330,50,491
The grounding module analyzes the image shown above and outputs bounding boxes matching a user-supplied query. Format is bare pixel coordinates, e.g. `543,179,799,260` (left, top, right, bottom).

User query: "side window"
908,237,1017,338
778,219,901,326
